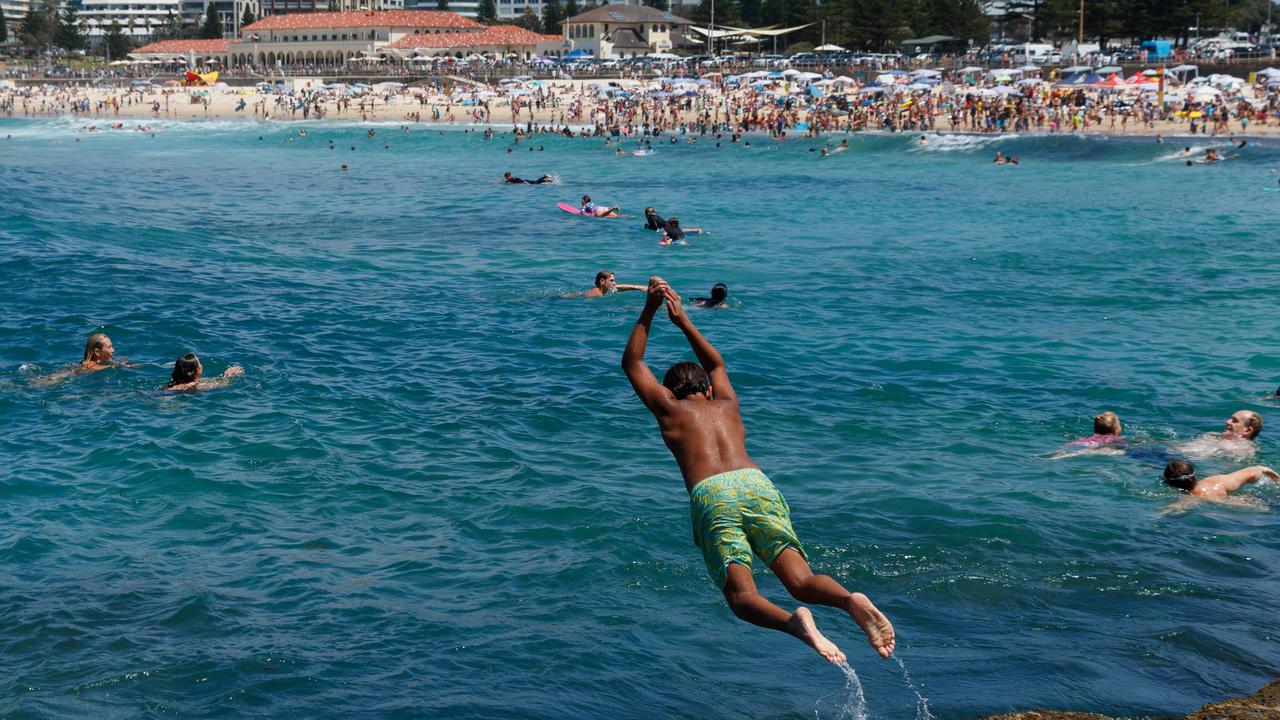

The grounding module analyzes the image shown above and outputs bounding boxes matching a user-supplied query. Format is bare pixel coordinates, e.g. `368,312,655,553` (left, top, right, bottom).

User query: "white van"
1012,44,1056,64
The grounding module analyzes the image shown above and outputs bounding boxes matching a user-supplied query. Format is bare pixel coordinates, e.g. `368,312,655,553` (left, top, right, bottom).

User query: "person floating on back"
164,353,244,391
621,277,895,664
1162,459,1278,503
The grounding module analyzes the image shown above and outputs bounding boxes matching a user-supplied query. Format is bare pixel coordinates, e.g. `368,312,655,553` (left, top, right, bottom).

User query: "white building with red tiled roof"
226,10,483,67
132,38,233,63
385,25,561,60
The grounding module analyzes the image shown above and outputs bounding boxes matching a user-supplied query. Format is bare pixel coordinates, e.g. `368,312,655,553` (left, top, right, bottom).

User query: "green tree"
540,0,562,33
515,6,539,29
476,0,498,23
200,2,223,38
563,0,579,16
240,4,255,26
0,8,9,43
18,2,54,52
643,0,669,10
104,19,133,60
436,0,448,9
738,0,760,26
54,5,85,50
849,0,907,49
927,0,989,45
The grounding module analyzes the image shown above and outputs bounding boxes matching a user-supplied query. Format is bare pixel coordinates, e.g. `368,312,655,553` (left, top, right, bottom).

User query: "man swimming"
583,270,645,298
503,171,553,185
1162,459,1278,502
621,278,895,664
692,283,729,308
1178,410,1262,461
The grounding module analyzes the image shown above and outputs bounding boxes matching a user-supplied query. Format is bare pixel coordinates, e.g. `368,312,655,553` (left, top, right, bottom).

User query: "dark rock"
972,680,1279,720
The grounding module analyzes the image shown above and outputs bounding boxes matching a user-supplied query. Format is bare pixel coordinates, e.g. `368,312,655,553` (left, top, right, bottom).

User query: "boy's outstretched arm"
622,278,675,414
664,287,736,403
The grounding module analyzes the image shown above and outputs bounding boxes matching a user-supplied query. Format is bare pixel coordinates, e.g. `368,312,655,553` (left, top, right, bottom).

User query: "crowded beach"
3,62,1279,138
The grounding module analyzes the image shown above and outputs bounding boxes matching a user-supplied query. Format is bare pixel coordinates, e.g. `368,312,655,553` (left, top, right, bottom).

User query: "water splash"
893,655,934,720
818,661,868,720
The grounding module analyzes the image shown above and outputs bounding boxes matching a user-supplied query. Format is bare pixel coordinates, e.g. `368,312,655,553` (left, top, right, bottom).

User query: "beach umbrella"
1095,65,1122,74
831,75,856,85
782,68,802,77
959,66,983,73
1256,68,1280,78
814,43,845,52
1094,73,1124,87
1015,77,1041,86
1060,65,1091,74
1124,73,1147,85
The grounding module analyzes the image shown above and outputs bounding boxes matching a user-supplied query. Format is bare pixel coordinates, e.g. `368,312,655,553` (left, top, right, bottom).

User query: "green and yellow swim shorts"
689,468,806,589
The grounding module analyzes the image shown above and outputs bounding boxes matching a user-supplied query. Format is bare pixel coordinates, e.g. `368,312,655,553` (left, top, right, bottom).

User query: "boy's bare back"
621,278,757,491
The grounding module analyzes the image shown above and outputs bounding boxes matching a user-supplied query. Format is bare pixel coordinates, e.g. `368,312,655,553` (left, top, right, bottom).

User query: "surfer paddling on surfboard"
580,195,621,217
622,277,896,664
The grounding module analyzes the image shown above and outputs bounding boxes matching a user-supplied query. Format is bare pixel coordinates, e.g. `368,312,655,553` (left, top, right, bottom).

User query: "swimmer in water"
643,207,666,232
580,195,620,217
31,333,127,386
692,283,729,308
1177,410,1262,461
503,171,554,185
1051,411,1126,458
993,151,1006,164
583,270,646,298
164,353,244,391
660,217,703,245
919,135,928,146
80,333,118,373
622,277,895,664
1161,459,1278,503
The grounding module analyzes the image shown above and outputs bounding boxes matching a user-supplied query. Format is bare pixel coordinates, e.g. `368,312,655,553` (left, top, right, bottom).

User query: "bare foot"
845,593,895,658
786,607,846,664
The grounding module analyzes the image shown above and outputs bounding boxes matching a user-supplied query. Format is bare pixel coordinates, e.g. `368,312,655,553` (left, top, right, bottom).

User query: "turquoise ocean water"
2,118,1279,719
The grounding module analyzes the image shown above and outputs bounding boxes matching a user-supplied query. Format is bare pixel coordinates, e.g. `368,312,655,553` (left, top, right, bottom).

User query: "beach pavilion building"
383,25,562,61
560,4,691,59
224,10,483,67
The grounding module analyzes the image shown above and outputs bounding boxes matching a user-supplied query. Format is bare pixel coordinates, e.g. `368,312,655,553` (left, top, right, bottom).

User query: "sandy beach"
4,76,1279,139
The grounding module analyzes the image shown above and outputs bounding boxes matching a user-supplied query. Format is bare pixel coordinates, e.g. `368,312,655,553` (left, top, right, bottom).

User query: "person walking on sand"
621,278,895,664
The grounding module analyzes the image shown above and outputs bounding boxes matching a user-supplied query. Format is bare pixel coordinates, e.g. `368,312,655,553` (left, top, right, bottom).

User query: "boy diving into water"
622,277,895,664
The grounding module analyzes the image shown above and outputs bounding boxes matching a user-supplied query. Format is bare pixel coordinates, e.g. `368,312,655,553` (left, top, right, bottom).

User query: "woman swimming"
580,195,620,217
164,353,244,392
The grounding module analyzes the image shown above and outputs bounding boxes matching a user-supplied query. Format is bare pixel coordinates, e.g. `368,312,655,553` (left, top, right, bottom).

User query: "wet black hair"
167,353,200,388
663,361,711,399
710,283,728,304
1163,459,1197,492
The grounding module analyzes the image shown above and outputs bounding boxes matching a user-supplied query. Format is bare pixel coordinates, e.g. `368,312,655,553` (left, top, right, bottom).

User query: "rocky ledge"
976,678,1279,720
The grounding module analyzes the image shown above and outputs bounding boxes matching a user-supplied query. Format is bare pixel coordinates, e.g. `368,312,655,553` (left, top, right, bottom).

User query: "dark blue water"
2,119,1279,719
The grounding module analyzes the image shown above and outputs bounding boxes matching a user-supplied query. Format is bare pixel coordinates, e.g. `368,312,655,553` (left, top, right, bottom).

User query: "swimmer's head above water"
594,270,617,293
1163,459,1198,492
167,353,202,388
663,361,711,400
709,283,728,305
1224,410,1262,440
82,333,114,366
1094,411,1121,436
